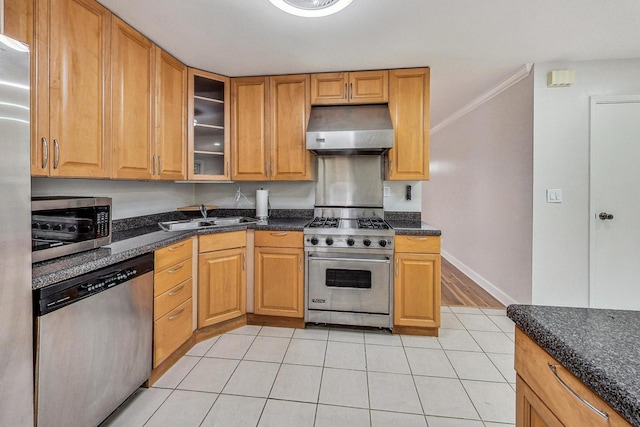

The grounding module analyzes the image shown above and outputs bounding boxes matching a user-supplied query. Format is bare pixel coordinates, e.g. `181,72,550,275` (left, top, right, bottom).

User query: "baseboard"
442,249,519,307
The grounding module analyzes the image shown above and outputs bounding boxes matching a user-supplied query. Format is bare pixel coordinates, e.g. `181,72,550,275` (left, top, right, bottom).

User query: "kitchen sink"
158,217,259,231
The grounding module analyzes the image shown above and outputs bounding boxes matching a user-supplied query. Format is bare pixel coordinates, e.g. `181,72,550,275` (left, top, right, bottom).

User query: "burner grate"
357,217,390,230
307,217,340,228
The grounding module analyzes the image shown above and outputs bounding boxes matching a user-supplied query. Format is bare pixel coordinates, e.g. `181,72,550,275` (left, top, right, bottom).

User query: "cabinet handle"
158,156,162,174
41,137,49,168
407,237,428,241
389,160,393,174
265,161,269,178
271,162,274,179
349,82,353,99
270,232,288,236
242,252,246,270
226,161,230,177
395,258,399,277
168,284,185,296
547,363,609,420
53,139,60,169
167,243,185,252
344,83,347,99
168,307,185,321
167,263,184,274
153,155,156,175
299,255,303,272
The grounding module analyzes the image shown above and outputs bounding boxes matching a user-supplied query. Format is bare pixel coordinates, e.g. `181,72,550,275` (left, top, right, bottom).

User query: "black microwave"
31,196,112,263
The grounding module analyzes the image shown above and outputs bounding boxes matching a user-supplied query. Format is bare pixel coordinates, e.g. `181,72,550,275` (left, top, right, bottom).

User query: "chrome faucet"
199,204,207,219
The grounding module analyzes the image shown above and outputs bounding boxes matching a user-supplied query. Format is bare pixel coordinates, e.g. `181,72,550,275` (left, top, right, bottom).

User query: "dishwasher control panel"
34,253,154,316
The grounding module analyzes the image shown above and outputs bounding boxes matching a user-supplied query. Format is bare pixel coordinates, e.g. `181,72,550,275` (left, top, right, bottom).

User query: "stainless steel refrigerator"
0,34,34,425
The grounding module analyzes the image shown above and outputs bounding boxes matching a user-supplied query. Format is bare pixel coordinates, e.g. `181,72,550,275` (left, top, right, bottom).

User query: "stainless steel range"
304,156,394,329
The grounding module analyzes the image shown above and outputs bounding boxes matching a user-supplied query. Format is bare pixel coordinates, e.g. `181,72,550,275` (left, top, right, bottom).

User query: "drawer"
395,235,440,253
515,328,630,427
154,259,192,296
154,278,192,321
154,298,193,368
155,238,193,271
255,230,303,248
199,231,246,253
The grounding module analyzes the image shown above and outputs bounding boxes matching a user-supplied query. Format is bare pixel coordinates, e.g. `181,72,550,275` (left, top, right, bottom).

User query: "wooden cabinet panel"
255,230,303,248
350,70,388,104
154,279,192,321
111,17,154,180
231,77,269,180
48,0,111,178
198,247,246,327
270,74,311,181
516,375,564,427
515,328,631,426
199,230,246,253
311,72,348,105
155,49,187,180
155,238,192,271
3,0,33,45
395,235,441,253
154,259,192,296
254,247,304,318
153,298,193,367
388,68,430,180
393,253,440,328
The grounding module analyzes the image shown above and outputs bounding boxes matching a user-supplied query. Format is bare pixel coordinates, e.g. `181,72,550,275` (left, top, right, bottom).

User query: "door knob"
598,212,614,220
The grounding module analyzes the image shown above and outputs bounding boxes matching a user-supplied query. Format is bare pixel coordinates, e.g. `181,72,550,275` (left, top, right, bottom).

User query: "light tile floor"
102,306,516,427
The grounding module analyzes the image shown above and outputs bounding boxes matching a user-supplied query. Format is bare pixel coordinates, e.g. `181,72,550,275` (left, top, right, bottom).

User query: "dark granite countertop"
507,304,640,426
386,220,441,236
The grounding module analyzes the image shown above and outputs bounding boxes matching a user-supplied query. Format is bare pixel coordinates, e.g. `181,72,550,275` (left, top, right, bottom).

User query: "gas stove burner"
357,217,390,230
307,217,340,228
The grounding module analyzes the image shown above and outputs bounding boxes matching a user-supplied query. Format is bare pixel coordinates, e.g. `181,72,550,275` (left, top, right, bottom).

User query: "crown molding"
431,63,533,136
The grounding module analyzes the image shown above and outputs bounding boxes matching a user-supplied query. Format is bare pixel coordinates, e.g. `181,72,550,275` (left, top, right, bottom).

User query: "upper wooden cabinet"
3,0,33,45
311,70,388,105
187,69,230,180
387,68,431,180
32,0,112,178
231,74,312,181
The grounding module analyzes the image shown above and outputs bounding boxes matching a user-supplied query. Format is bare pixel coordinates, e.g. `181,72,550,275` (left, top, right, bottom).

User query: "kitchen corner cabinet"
311,70,388,105
153,238,194,368
32,0,112,178
254,231,304,318
393,235,441,330
231,74,312,181
387,68,430,180
198,231,247,327
187,69,230,180
515,328,631,427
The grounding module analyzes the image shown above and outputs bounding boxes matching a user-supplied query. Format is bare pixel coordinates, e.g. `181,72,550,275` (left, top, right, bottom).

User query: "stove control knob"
52,224,63,231
310,237,319,245
41,223,51,230
325,237,334,246
346,238,355,246
363,238,371,247
68,225,78,233
378,239,387,247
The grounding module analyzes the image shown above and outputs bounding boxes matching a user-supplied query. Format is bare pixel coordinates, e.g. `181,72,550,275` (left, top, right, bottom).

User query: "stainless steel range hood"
306,105,394,155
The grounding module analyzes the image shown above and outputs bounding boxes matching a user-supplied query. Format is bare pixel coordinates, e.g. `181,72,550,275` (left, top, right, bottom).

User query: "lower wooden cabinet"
254,231,304,318
393,235,441,330
153,237,194,368
516,375,563,427
198,232,246,328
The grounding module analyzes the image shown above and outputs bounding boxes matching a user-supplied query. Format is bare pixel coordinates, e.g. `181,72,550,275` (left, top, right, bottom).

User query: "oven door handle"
307,255,391,264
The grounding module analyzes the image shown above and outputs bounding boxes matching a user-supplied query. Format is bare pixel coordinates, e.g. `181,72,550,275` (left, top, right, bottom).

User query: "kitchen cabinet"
231,74,312,181
3,0,33,45
311,70,388,105
32,0,112,178
515,328,631,427
198,231,247,327
393,235,441,331
254,231,304,318
188,68,230,180
153,237,194,368
387,68,430,180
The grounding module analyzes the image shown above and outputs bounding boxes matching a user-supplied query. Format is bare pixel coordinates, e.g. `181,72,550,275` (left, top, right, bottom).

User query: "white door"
590,96,640,310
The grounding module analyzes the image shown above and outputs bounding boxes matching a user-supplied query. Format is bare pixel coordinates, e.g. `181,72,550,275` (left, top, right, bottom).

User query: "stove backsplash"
315,156,384,208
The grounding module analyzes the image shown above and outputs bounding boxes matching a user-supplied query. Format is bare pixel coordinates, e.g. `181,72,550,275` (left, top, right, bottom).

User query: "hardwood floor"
441,257,505,308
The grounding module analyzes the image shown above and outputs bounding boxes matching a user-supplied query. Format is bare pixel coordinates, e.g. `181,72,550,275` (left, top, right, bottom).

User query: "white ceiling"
98,0,640,126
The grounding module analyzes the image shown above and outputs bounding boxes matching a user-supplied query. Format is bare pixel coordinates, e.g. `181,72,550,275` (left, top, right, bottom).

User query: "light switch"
546,189,562,203
383,186,391,197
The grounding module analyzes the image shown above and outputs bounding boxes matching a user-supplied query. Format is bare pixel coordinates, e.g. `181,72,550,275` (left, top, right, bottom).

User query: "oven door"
307,252,391,314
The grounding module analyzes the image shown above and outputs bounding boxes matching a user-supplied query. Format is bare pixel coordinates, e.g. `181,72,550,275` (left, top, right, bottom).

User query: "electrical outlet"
406,185,412,201
383,186,391,197
546,189,562,203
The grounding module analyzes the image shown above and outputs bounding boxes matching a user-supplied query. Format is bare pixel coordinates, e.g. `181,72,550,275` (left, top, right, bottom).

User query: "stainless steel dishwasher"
34,254,154,427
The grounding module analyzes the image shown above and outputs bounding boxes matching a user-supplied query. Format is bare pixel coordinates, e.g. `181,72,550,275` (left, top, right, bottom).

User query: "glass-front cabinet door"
187,69,230,180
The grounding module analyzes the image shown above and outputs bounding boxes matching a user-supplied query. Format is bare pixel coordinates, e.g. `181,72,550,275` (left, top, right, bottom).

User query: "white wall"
532,58,640,307
422,72,534,305
31,178,196,219
195,181,315,210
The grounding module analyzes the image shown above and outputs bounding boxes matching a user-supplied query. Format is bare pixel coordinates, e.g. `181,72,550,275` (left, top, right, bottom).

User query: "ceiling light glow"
268,0,354,18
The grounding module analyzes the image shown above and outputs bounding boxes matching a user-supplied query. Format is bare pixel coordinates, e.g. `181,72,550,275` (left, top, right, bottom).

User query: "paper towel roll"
256,189,269,219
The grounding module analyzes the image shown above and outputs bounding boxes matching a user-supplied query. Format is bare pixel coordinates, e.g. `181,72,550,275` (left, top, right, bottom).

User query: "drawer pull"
168,307,185,321
167,243,185,252
407,237,428,241
168,284,185,296
547,363,609,420
395,258,399,276
270,232,288,236
167,264,184,274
